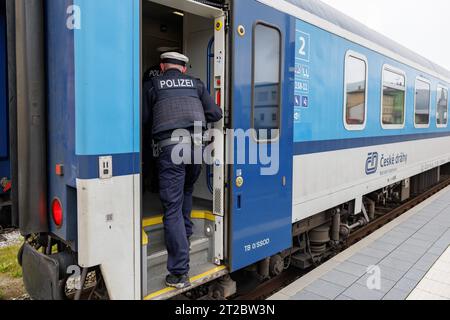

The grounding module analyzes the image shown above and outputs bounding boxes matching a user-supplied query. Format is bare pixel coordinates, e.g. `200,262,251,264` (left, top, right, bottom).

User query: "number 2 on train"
299,36,306,56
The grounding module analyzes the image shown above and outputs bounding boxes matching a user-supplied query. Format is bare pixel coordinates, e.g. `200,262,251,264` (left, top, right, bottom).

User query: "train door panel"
70,0,141,300
230,0,294,271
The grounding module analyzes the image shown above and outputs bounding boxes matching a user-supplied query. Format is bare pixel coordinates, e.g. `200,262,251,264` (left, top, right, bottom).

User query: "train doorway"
141,0,227,299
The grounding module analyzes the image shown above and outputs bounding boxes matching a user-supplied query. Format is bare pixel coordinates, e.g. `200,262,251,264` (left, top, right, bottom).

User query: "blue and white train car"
0,0,12,227
10,0,450,300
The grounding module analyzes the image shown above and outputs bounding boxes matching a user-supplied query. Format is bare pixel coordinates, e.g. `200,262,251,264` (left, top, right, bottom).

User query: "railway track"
346,176,450,246
0,227,15,235
233,177,450,300
235,269,302,300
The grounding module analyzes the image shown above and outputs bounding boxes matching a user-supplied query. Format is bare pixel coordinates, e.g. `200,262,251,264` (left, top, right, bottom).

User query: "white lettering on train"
159,79,194,89
66,5,81,30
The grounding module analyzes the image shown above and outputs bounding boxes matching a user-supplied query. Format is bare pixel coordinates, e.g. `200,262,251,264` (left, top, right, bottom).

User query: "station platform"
269,186,450,300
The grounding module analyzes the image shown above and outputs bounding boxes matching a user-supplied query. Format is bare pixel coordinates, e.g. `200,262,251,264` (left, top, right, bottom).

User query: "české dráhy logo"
366,152,379,175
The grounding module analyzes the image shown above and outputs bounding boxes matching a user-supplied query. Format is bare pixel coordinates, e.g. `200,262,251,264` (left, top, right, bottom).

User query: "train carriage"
0,0,12,227
4,0,450,300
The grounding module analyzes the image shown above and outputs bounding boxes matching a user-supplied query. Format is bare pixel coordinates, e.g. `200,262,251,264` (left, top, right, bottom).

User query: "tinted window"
415,79,431,126
345,55,367,127
382,69,406,126
252,23,281,141
437,86,448,126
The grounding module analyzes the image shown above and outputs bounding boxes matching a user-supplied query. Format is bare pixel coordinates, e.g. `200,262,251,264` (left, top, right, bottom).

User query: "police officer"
143,64,162,83
144,52,223,289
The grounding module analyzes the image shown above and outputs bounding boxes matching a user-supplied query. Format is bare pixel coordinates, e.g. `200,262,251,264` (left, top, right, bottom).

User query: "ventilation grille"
214,188,222,215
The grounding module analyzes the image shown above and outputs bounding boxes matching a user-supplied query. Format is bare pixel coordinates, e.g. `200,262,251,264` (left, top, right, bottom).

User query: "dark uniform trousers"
158,144,202,275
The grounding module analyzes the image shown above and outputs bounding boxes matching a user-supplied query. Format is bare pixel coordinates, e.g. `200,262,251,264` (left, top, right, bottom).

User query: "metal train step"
145,224,165,255
144,219,213,255
147,237,211,278
145,264,228,300
147,238,211,291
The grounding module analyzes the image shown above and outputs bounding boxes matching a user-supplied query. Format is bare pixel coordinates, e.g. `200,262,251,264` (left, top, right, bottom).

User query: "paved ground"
269,186,450,300
408,247,450,299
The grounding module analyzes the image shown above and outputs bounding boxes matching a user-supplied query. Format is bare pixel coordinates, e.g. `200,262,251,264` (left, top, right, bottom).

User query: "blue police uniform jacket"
144,69,223,142
143,65,162,83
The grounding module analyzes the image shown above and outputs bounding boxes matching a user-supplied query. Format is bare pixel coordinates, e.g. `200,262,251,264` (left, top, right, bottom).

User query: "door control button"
236,176,244,188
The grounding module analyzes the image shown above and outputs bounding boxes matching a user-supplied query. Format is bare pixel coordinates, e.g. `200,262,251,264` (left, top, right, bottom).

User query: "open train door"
141,0,228,300
229,0,294,271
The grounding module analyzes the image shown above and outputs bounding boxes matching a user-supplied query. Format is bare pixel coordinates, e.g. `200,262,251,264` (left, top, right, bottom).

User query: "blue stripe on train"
77,153,140,180
294,131,450,155
77,132,450,179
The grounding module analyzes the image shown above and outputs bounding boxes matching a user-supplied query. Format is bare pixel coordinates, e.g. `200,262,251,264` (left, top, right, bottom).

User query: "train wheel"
269,255,284,277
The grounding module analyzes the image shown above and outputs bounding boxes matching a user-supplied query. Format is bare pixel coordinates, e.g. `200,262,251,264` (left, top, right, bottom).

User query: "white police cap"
160,52,189,66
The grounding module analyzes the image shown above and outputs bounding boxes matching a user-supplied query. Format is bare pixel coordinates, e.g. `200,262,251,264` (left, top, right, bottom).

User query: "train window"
344,51,368,130
381,66,406,129
252,22,282,142
414,77,431,127
436,85,448,127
